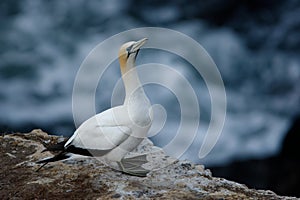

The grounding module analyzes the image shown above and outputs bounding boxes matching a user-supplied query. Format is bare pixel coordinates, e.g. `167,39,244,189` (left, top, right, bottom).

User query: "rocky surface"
0,129,297,199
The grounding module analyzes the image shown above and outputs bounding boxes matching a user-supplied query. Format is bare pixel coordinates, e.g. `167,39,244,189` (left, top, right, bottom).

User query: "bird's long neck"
121,58,152,127
121,58,145,105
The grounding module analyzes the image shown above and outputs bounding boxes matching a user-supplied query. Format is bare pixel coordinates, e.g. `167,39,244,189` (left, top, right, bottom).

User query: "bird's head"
118,38,147,74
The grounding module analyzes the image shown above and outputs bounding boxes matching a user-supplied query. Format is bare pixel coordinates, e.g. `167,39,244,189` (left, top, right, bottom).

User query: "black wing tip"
42,139,69,152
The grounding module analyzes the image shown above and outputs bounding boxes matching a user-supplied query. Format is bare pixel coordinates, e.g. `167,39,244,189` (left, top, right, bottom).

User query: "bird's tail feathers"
36,152,70,164
36,152,70,172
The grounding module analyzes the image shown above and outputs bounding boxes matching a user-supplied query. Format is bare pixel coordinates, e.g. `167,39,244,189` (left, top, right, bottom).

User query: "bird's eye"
126,45,133,53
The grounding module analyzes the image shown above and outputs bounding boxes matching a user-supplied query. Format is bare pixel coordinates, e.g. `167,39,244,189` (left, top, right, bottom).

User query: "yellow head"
118,38,147,75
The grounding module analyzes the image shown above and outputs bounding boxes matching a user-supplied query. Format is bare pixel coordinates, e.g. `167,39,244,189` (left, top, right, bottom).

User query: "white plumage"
38,38,152,176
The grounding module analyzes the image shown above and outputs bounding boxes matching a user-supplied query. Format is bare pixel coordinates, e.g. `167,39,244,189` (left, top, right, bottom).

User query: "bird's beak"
130,38,148,53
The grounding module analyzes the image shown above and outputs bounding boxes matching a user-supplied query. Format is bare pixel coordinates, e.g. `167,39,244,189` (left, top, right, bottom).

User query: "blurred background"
1,0,299,197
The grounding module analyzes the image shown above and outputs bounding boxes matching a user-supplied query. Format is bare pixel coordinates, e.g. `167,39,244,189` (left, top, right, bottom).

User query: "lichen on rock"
0,129,297,199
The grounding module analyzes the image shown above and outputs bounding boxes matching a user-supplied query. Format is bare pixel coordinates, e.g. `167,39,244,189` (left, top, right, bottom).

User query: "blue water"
1,0,299,166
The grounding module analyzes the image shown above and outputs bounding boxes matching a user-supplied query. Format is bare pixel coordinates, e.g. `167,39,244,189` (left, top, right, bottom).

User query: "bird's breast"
126,91,152,128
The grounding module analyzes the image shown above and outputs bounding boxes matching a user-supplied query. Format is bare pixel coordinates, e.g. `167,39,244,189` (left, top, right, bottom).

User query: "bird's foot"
118,154,150,177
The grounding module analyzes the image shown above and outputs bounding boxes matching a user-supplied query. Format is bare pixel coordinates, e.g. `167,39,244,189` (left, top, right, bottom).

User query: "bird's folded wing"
65,125,132,151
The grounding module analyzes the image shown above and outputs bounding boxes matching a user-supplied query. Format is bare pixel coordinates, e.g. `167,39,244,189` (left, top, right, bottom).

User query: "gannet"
37,38,153,176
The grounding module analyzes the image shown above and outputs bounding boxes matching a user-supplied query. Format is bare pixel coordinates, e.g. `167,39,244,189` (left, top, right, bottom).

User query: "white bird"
37,38,153,176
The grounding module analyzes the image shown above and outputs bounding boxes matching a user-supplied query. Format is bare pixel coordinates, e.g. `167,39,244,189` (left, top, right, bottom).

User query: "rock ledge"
0,129,296,199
